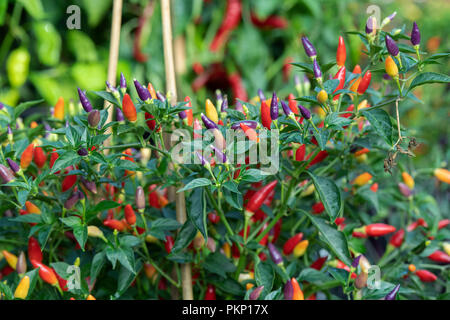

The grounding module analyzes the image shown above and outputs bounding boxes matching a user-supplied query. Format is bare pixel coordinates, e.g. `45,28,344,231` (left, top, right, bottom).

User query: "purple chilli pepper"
283,280,293,300
383,73,391,81
298,104,311,120
80,177,97,194
120,72,127,93
7,124,13,141
411,22,420,47
77,148,88,156
398,183,412,198
6,158,20,173
196,152,208,166
351,255,362,269
258,89,266,102
221,95,228,113
301,36,317,59
133,79,151,102
64,190,84,209
230,120,258,130
0,164,14,184
384,284,400,300
201,113,218,130
156,91,166,102
235,100,244,112
211,145,227,164
116,107,124,122
77,88,93,112
313,59,322,82
270,92,278,121
178,110,187,121
365,16,376,36
385,35,399,57
281,100,292,117
268,243,283,265
249,286,264,300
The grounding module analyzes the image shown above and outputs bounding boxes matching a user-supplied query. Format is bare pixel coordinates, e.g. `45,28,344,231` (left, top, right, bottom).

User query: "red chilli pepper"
389,229,405,248
204,284,216,300
336,36,346,67
438,219,450,230
260,100,272,129
332,66,346,101
103,219,127,232
132,1,153,62
282,233,303,255
34,147,47,169
240,123,258,142
306,150,329,168
282,57,294,82
365,223,396,236
312,202,325,214
145,112,157,131
28,237,43,267
229,72,248,103
250,13,288,30
245,180,278,214
415,269,437,282
310,256,328,270
62,169,77,192
428,250,450,264
20,143,35,169
357,71,372,95
208,212,220,224
295,144,306,162
184,96,194,126
122,94,137,122
210,0,242,52
164,236,174,254
32,260,58,286
124,204,136,225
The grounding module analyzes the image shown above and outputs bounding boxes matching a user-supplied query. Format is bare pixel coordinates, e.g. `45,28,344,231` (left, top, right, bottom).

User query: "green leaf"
89,200,120,213
328,267,349,285
50,262,71,279
188,188,207,240
361,109,393,146
177,178,211,192
306,171,342,220
90,251,106,281
214,278,245,296
60,216,82,228
298,268,333,285
17,0,45,19
14,99,44,119
150,218,182,231
240,169,272,183
171,220,197,253
0,280,13,300
50,151,81,174
10,214,42,224
407,72,450,93
73,225,88,251
255,261,274,297
204,252,236,278
304,213,352,266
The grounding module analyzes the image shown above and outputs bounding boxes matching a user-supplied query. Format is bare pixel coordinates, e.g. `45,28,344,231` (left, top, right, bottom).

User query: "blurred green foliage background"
0,0,448,178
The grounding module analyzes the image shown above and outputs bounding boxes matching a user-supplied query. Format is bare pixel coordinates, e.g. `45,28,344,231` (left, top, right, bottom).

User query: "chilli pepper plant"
0,15,449,301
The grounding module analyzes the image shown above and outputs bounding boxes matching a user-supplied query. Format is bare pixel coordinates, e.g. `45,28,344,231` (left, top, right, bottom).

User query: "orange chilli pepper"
20,143,34,169
122,93,137,122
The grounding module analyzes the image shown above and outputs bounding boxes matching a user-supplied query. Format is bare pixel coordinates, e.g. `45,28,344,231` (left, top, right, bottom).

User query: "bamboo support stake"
161,0,193,300
103,0,123,149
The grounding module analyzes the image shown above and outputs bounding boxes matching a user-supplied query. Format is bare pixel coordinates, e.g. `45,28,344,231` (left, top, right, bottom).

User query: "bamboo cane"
160,0,193,300
103,0,123,150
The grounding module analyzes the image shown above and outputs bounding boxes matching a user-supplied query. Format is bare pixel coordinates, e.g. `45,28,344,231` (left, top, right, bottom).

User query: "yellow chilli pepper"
87,226,106,241
2,250,18,269
316,90,328,104
443,242,450,256
145,234,159,243
434,168,450,184
352,172,373,186
293,240,309,258
385,55,398,78
14,275,30,299
222,242,231,259
357,99,369,111
205,99,219,124
402,172,415,189
86,294,96,300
